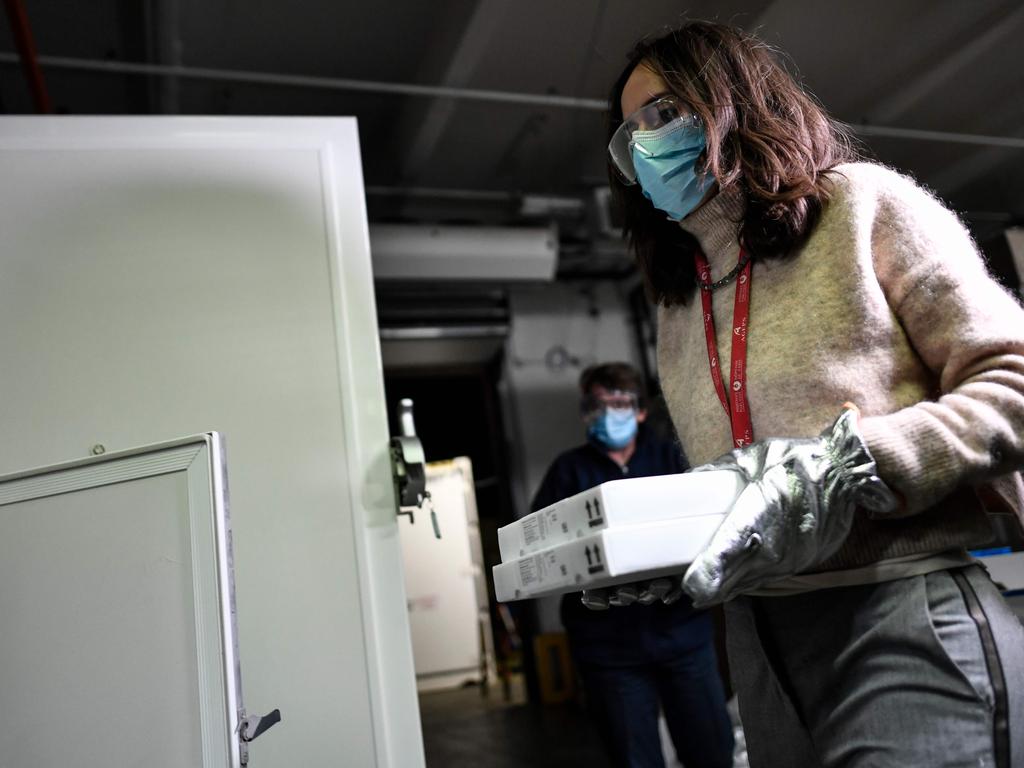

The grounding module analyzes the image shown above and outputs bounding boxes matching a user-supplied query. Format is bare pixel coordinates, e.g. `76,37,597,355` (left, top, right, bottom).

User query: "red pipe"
3,0,52,113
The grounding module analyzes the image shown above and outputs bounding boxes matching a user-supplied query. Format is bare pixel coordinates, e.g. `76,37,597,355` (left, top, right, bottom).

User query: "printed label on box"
518,557,538,586
522,517,542,548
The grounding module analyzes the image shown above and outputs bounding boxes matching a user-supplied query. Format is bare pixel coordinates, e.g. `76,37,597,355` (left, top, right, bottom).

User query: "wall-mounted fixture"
370,224,557,281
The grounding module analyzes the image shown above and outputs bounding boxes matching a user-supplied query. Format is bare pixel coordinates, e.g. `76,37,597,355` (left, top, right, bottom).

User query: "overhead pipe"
2,0,51,112
0,52,606,110
851,123,1024,150
1,52,1023,151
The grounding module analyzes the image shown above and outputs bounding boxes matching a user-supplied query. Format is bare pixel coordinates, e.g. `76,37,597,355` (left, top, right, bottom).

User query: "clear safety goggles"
608,95,700,184
580,390,639,419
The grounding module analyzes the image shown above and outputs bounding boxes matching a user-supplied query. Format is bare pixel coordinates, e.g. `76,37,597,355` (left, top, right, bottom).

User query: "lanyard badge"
694,249,754,449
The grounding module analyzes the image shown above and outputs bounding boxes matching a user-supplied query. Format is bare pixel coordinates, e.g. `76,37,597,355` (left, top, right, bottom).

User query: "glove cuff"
825,408,899,515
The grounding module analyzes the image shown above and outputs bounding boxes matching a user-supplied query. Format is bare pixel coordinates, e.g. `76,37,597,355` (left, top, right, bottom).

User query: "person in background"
531,362,734,768
594,20,1024,768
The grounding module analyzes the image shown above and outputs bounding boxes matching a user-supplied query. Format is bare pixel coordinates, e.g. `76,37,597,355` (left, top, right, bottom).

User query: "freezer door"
0,116,423,767
0,433,249,767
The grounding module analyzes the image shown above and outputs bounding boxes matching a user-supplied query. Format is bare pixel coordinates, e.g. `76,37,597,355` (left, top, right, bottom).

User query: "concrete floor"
419,683,611,768
417,681,749,768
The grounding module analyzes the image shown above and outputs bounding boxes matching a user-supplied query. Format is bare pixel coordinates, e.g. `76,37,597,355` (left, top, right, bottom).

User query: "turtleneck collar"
678,182,746,274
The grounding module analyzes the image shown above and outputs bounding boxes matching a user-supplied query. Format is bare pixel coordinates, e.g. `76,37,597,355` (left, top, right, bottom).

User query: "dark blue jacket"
530,427,713,666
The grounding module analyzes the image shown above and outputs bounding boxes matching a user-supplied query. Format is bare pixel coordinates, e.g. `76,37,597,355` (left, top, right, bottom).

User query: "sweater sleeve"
858,168,1024,515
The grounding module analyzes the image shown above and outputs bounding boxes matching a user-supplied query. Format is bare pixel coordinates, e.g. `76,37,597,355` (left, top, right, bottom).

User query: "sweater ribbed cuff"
860,410,963,517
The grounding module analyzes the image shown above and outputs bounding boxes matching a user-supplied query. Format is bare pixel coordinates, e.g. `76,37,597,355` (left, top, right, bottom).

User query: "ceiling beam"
927,143,1019,201
398,0,511,184
911,88,1024,198
863,4,1024,200
868,4,1024,125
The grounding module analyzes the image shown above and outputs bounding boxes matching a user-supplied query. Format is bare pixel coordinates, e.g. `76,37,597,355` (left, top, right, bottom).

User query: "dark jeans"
576,639,734,768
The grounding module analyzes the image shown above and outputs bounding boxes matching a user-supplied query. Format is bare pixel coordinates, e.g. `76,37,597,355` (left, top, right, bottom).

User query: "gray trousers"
726,565,1024,768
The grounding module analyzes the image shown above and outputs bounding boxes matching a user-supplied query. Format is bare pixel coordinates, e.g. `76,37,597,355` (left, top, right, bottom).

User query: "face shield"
607,95,700,185
580,389,639,421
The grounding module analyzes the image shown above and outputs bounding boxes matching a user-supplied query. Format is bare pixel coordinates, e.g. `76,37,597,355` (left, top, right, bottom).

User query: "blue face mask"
587,408,638,450
632,121,714,221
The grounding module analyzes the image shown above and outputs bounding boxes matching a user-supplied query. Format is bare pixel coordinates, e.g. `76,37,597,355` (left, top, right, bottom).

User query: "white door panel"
0,117,423,767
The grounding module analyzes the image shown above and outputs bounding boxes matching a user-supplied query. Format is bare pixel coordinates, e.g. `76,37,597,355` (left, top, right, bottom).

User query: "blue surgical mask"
632,121,714,221
587,408,638,450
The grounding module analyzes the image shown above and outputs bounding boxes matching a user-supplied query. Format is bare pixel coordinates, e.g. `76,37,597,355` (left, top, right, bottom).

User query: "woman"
595,20,1024,768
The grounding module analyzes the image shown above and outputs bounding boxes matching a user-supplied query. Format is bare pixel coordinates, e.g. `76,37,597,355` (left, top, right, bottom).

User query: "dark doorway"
384,352,522,690
384,354,517,553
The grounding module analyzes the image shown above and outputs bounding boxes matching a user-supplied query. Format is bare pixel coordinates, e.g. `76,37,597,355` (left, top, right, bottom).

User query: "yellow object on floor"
533,632,575,704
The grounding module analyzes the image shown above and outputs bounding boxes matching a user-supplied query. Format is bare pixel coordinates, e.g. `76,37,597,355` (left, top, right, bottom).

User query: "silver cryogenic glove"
580,576,684,610
579,407,898,612
681,406,898,607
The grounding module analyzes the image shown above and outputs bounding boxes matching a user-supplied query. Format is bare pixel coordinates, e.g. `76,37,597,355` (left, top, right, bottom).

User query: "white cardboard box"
493,514,728,601
498,470,742,562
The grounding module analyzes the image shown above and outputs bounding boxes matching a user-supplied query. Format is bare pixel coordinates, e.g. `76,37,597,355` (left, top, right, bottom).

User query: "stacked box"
493,470,741,602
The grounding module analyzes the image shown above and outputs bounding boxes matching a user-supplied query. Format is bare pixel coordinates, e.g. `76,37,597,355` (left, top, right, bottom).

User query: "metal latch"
389,398,440,538
237,708,281,766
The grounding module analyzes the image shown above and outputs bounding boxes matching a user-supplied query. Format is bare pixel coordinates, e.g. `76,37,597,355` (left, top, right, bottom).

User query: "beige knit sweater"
657,162,1024,571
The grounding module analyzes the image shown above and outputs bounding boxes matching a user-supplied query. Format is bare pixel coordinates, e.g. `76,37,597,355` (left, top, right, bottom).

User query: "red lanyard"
694,249,754,448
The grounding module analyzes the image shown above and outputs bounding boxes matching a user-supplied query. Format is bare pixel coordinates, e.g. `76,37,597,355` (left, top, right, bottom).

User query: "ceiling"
2,0,1023,252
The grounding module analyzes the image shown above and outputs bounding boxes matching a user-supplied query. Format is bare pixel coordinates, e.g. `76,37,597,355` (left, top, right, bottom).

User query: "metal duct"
369,224,557,281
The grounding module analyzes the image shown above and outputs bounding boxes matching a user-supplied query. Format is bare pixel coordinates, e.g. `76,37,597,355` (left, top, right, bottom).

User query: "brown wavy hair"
609,22,860,305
